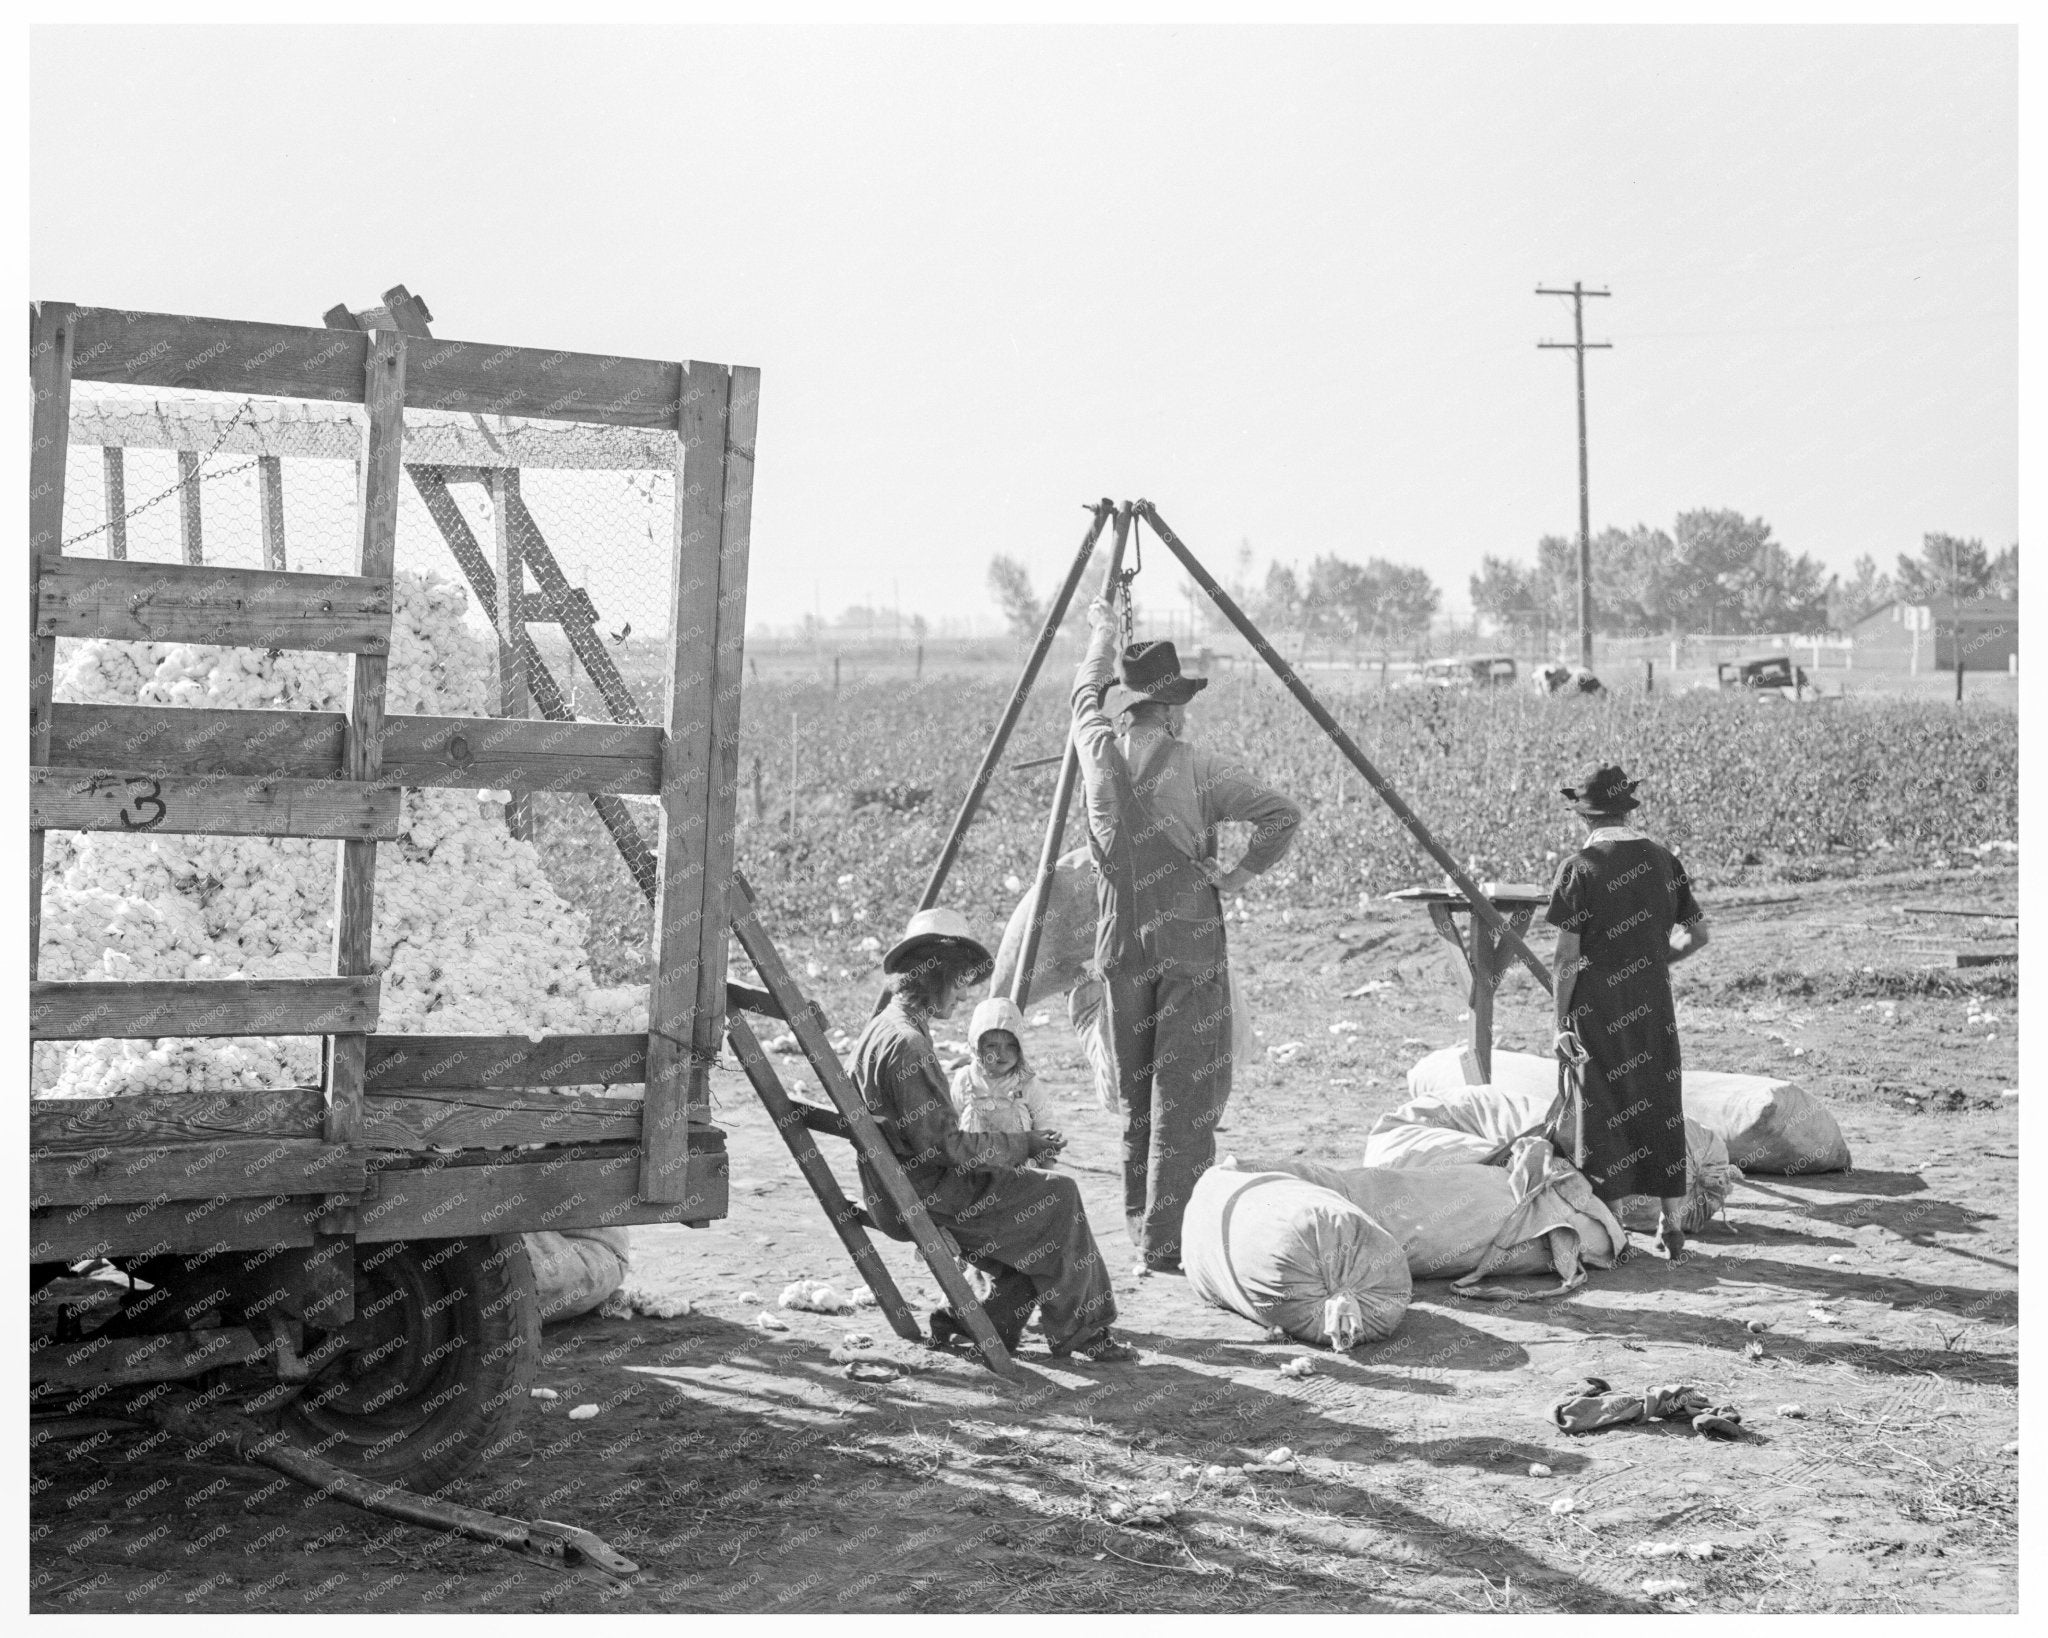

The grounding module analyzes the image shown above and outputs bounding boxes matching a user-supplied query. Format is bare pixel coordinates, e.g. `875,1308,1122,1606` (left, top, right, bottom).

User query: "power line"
1537,282,1611,670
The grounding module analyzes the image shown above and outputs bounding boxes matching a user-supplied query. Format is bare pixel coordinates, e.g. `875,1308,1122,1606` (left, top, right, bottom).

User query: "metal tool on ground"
135,1387,637,1579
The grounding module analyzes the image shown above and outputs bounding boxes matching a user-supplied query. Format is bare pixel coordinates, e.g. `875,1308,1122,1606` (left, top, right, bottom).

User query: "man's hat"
882,906,994,980
1104,639,1209,717
1560,761,1641,817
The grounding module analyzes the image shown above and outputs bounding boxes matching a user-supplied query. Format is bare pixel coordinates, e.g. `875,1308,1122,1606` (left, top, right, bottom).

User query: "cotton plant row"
37,571,648,1099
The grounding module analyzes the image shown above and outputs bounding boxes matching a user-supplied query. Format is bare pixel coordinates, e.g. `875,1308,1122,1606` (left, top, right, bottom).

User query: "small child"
948,997,1063,1170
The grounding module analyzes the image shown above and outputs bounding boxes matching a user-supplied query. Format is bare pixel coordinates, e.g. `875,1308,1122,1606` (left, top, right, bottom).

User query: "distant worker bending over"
1073,595,1302,1275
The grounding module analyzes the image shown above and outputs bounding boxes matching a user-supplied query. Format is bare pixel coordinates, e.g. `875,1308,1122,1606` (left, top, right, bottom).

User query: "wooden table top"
1388,884,1550,910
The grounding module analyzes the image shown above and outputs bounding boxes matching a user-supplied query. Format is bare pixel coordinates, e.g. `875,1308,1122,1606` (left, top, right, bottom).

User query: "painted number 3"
113,775,166,831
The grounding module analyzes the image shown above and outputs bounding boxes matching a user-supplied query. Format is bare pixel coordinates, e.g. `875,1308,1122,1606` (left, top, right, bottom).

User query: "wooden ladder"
723,871,1022,1380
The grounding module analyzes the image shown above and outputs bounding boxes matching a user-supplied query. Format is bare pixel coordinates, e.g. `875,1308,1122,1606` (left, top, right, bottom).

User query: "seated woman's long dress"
1544,828,1703,1204
850,996,1116,1349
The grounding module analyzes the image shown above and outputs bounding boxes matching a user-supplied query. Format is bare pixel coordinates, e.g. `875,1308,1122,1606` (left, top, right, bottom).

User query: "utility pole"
1951,533,1965,703
1538,282,1611,670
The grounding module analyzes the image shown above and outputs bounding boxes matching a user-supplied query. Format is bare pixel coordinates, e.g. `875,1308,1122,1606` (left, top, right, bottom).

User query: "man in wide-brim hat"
1070,594,1302,1275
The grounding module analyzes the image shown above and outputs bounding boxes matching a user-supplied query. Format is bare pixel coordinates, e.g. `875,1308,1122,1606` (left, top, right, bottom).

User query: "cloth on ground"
524,1228,630,1324
1410,1044,1842,1178
1181,1167,1410,1349
1369,1071,1742,1234
1552,1377,1743,1439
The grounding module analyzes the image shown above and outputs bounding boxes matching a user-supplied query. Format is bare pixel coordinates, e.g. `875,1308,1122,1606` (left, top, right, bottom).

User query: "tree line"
988,516,2017,653
1471,514,2017,645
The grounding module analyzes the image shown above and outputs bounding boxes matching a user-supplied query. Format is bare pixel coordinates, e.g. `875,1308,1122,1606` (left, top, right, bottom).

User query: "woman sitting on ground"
850,908,1135,1364
1546,762,1711,1259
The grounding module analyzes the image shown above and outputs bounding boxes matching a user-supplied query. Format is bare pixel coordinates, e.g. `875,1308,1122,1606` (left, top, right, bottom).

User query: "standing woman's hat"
1103,639,1209,717
882,907,994,979
1560,761,1641,817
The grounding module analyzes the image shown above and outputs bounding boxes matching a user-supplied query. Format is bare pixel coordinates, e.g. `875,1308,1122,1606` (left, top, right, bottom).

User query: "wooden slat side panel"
691,365,759,1098
363,1032,648,1090
66,306,694,429
641,362,735,1203
31,1193,323,1262
102,445,129,559
30,768,400,839
257,454,287,570
177,449,204,564
359,1092,642,1151
489,468,533,840
325,330,407,1162
48,703,344,780
31,1140,364,1208
396,334,683,428
30,977,380,1040
29,1141,728,1259
391,714,661,794
47,705,662,794
30,302,77,980
69,307,373,403
35,557,393,652
354,1144,727,1241
31,1088,325,1151
71,400,678,470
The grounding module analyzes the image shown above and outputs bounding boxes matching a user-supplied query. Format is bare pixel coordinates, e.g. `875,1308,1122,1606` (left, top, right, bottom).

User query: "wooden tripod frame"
929,499,1557,1004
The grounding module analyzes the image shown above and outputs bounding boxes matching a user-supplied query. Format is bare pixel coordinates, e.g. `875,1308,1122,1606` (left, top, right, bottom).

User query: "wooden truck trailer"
29,298,755,1490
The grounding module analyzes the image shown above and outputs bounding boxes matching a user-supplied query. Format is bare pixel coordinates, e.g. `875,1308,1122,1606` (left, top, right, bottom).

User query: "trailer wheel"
281,1235,538,1493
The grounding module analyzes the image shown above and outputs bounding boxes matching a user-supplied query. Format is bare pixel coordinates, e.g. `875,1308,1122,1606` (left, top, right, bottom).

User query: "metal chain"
1115,508,1141,649
61,398,262,548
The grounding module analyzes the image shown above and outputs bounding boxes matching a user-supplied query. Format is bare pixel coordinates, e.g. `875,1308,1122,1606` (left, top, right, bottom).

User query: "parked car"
1416,654,1518,689
1718,654,1811,700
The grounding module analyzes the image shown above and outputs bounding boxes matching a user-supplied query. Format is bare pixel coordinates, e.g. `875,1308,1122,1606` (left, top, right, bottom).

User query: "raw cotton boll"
37,571,651,1097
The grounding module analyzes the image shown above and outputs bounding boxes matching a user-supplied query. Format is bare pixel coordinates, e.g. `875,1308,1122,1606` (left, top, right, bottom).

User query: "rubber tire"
281,1234,538,1494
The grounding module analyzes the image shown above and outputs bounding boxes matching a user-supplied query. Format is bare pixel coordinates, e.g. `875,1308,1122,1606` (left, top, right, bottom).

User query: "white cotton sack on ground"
1227,1157,1553,1281
1377,1061,1742,1235
1362,1077,1554,1169
1409,1045,1846,1177
1182,1169,1410,1350
524,1229,630,1325
1679,1071,1851,1174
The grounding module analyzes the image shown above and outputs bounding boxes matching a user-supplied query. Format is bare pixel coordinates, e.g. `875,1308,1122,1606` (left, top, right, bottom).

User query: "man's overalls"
1071,622,1298,1269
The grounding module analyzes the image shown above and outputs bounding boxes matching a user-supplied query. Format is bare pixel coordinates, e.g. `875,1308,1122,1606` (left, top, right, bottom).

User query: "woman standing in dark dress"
1545,762,1711,1258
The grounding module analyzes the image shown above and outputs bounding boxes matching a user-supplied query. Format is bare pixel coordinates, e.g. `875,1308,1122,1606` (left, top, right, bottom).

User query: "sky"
30,25,2017,635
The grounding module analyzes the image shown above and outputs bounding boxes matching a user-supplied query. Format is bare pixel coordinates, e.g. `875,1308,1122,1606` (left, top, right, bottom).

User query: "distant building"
1849,596,2018,673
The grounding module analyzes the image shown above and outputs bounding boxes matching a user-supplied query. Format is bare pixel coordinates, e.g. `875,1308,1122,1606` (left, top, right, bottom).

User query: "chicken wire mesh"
40,385,688,1092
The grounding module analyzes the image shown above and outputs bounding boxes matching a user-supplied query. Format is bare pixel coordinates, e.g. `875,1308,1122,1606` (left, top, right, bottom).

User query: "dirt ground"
31,865,2018,1615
